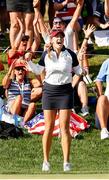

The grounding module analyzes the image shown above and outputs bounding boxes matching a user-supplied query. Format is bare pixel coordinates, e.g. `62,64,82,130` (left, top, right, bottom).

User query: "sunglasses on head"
22,38,28,42
15,67,25,71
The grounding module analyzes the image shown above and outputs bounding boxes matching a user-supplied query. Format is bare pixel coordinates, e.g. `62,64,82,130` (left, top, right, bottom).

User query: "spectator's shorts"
6,0,34,13
0,0,6,7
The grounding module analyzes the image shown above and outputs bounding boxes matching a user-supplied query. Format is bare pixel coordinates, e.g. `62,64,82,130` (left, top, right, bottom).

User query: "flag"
25,112,90,138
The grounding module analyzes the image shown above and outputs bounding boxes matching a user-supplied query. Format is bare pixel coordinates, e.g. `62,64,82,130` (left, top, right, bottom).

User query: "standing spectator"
53,0,77,24
52,0,83,53
39,0,55,28
27,29,84,171
6,0,34,49
93,0,109,29
0,0,9,35
82,0,100,25
33,0,84,52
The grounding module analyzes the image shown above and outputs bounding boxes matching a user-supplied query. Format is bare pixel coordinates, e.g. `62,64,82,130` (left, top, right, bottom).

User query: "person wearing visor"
2,58,37,124
27,29,85,172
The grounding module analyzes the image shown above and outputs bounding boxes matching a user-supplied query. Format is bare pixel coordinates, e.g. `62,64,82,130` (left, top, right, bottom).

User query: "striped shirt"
7,79,31,107
53,0,76,22
93,2,105,25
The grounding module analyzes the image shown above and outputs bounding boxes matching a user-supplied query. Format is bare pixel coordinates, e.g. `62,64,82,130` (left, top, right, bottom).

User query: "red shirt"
7,51,25,66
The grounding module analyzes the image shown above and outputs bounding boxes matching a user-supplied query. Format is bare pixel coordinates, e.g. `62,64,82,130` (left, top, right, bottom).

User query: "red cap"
50,29,65,38
14,59,26,68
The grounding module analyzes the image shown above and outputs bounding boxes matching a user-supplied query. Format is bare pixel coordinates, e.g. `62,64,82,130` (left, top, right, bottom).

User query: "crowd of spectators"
0,0,109,172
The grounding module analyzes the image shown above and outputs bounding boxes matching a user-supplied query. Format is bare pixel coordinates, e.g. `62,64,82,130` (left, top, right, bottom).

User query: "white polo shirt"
28,46,83,85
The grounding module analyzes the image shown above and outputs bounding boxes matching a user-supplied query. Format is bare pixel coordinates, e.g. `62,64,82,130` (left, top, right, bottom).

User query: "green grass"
1,129,109,174
1,35,109,175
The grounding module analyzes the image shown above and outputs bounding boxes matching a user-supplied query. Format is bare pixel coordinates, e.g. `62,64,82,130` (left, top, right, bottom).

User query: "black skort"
42,82,74,110
6,0,34,13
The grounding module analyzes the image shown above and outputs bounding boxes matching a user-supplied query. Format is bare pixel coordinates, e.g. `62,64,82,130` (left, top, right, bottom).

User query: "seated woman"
72,74,89,117
95,58,109,140
2,58,42,125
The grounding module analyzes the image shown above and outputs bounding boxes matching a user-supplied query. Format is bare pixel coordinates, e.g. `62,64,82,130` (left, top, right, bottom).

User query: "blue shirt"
95,58,109,82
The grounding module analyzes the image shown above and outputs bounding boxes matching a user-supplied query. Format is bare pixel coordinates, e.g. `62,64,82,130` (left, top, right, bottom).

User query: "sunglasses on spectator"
21,35,29,41
53,21,63,25
15,67,25,71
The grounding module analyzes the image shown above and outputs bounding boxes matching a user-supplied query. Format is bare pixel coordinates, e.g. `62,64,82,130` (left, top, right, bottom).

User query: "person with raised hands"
2,58,36,124
7,18,29,66
34,0,84,52
7,16,41,66
26,28,85,171
6,0,34,50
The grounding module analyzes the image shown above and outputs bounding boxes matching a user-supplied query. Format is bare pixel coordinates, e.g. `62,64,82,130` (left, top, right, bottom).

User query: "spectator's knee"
29,102,36,109
97,95,108,105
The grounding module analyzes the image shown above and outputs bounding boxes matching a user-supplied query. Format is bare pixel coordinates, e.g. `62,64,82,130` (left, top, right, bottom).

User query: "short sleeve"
95,59,109,82
38,51,47,66
67,49,79,67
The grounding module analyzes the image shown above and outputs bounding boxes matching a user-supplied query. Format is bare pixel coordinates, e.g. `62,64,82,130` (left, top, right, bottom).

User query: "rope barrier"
0,47,109,56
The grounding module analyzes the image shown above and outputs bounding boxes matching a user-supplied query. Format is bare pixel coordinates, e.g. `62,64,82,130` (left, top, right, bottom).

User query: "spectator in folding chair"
95,58,109,140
